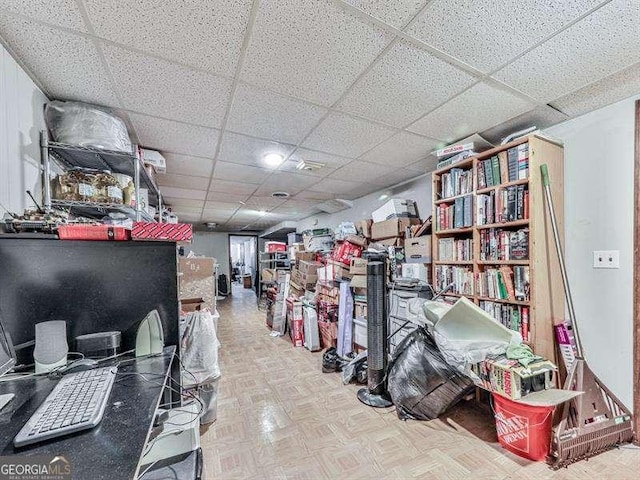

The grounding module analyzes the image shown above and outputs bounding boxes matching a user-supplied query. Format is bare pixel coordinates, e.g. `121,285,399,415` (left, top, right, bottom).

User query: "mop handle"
541,165,584,358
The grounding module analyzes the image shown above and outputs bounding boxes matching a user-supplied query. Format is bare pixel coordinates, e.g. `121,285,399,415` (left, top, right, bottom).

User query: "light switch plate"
593,250,620,269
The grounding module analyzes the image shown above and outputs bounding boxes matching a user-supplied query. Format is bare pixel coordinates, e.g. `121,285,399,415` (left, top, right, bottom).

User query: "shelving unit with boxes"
432,134,565,362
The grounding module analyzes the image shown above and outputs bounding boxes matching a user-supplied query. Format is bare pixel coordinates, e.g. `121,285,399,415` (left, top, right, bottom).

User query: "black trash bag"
387,326,474,420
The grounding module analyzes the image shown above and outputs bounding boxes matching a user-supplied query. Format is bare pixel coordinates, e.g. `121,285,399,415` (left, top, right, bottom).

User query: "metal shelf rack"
41,131,162,222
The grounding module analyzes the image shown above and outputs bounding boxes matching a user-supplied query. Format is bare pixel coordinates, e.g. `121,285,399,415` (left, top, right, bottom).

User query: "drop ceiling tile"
212,161,272,184
203,200,242,213
175,213,202,223
83,0,252,77
407,156,438,173
342,0,427,28
206,191,250,204
551,61,640,117
252,171,319,196
241,0,391,105
480,105,569,144
201,212,233,223
244,195,288,210
164,153,214,178
158,186,206,200
293,190,336,201
157,173,210,191
308,177,371,196
302,113,396,158
0,16,119,105
493,0,640,102
104,45,231,128
339,41,477,127
281,149,353,177
0,1,87,31
328,160,396,186
208,179,258,195
360,131,439,167
407,0,604,73
167,205,204,215
218,132,294,169
128,112,219,158
228,83,327,144
370,168,422,188
161,197,205,209
407,82,535,142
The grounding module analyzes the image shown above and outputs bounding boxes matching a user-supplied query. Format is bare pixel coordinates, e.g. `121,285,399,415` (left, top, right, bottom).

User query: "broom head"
551,359,634,469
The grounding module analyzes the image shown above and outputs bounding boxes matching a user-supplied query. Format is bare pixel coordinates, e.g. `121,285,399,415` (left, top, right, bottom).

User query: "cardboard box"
345,234,367,247
286,299,304,347
287,232,303,245
350,258,368,275
181,297,204,313
262,268,276,283
331,241,363,266
371,218,420,240
401,263,430,283
372,199,418,222
353,317,367,349
179,257,216,312
327,259,353,280
298,260,321,275
356,219,373,238
303,234,334,252
288,281,304,299
472,356,557,400
132,222,193,242
378,237,403,247
350,274,367,289
404,235,432,262
354,301,367,319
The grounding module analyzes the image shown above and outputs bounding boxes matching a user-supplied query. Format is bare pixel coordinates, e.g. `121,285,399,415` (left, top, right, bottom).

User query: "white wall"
0,44,47,213
547,95,639,410
189,232,231,281
297,174,432,231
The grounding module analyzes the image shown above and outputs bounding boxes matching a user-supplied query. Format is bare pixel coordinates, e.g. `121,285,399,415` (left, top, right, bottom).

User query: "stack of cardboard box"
290,260,321,293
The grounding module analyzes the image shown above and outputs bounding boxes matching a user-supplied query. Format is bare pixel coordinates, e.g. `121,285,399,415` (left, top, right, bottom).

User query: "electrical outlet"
593,250,620,269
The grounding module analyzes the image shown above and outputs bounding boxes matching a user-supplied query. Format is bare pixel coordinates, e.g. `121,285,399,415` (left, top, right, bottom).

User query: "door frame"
228,234,259,295
633,100,640,444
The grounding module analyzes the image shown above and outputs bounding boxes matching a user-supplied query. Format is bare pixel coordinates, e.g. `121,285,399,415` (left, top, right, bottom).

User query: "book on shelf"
513,266,530,301
439,167,473,199
479,227,529,261
476,185,528,225
438,237,473,262
436,195,473,231
477,142,530,188
435,265,474,295
480,301,530,341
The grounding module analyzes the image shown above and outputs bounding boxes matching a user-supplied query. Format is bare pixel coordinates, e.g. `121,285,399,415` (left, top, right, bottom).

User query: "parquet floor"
201,285,640,479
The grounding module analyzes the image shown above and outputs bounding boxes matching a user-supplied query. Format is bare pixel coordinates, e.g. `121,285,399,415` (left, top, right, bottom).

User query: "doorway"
229,235,259,296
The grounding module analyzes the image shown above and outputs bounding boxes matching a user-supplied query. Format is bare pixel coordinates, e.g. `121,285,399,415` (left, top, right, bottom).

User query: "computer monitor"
0,313,16,378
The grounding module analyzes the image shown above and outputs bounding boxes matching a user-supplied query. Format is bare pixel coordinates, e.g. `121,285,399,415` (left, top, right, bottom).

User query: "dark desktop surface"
0,346,175,480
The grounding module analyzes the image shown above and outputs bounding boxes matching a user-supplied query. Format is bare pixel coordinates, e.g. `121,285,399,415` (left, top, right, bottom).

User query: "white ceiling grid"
0,0,638,231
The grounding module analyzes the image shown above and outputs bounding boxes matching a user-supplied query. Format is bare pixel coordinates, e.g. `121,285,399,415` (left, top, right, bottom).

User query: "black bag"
218,274,229,296
387,327,474,420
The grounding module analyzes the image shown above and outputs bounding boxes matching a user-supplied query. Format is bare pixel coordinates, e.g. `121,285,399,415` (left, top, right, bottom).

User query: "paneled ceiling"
1,0,638,231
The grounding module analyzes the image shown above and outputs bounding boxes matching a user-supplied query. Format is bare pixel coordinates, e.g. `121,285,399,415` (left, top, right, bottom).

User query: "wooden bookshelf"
432,134,565,362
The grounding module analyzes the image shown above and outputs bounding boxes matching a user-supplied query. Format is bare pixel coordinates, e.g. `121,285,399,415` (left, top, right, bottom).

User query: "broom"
540,164,634,468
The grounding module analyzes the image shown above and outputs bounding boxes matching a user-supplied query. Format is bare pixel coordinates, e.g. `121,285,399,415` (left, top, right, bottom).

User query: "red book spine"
521,307,529,342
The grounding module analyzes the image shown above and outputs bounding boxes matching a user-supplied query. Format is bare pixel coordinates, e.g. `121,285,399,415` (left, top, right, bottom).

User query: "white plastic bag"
433,297,521,381
180,310,220,386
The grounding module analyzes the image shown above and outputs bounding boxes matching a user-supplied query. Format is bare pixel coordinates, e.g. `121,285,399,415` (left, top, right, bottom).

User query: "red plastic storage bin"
57,225,130,241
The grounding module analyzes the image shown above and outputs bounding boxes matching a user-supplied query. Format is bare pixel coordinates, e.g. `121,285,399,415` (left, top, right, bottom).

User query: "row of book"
439,167,473,199
476,266,530,302
477,143,529,188
476,185,529,225
438,238,473,262
435,149,475,170
436,195,473,231
480,301,530,342
435,265,474,295
479,228,529,261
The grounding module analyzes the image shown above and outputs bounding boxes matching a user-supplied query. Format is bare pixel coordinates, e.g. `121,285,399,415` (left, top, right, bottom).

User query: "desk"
0,346,175,480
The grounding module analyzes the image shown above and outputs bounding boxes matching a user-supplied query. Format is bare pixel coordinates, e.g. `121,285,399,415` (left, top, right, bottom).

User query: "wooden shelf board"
476,219,529,230
434,260,474,265
477,296,530,306
477,260,530,265
435,192,474,205
476,178,529,195
434,227,474,235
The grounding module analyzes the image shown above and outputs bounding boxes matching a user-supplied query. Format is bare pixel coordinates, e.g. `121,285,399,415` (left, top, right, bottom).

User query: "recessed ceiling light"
258,210,267,216
263,153,284,167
